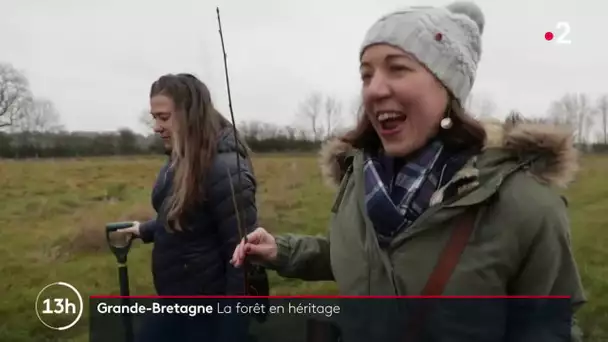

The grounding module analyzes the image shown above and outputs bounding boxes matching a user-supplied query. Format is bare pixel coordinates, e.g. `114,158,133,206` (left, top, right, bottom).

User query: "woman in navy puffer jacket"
117,73,264,342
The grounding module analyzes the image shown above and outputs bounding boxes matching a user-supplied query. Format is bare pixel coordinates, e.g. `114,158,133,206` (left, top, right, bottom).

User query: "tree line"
1,61,607,159
0,126,325,158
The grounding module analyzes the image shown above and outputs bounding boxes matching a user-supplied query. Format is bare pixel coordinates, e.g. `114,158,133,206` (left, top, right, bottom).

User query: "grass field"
1,153,607,341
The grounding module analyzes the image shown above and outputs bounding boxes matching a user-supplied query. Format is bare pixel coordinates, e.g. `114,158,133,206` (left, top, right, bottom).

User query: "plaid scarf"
363,140,470,246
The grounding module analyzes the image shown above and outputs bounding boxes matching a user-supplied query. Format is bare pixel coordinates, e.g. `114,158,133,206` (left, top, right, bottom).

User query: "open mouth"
376,111,406,134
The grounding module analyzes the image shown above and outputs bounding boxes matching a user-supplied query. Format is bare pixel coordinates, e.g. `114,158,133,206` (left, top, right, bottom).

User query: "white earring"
440,117,453,129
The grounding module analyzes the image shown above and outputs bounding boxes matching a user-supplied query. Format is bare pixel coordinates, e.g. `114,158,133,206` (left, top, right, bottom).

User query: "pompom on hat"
360,2,485,106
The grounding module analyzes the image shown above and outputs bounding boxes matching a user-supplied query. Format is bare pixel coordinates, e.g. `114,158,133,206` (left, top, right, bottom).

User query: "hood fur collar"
318,117,579,189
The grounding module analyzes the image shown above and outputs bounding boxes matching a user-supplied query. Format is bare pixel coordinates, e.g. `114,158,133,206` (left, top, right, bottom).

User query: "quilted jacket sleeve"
207,151,257,295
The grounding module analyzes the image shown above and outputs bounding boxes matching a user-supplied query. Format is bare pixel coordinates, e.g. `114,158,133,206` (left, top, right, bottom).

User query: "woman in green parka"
232,2,585,341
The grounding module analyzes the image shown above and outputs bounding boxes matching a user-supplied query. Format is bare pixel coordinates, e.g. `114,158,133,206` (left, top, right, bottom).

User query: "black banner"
89,296,572,342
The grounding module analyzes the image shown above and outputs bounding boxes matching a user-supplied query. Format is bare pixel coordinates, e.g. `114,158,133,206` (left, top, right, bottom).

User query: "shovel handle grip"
106,222,134,231
105,222,135,264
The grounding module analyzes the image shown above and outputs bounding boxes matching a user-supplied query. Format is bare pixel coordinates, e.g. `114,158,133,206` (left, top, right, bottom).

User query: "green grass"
0,154,606,341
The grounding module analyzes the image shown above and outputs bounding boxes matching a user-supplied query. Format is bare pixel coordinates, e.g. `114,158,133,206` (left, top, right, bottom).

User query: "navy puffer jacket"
139,127,256,296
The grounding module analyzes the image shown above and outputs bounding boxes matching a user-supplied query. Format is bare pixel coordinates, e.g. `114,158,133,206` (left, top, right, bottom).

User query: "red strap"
404,208,478,341
421,208,478,295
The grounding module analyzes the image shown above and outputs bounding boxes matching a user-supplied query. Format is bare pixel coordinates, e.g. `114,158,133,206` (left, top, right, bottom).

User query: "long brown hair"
150,73,231,232
341,96,487,153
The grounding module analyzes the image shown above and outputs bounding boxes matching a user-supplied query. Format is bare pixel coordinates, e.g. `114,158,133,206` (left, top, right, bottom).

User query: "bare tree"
239,120,263,140
547,95,577,127
297,92,323,141
506,109,553,124
596,94,608,144
139,109,154,131
324,96,342,139
16,98,63,132
259,122,280,139
0,62,32,130
547,93,593,143
350,95,363,122
284,125,297,140
506,109,523,123
579,94,594,143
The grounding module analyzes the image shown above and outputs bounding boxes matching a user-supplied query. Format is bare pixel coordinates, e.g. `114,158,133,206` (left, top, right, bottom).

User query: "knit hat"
360,2,484,106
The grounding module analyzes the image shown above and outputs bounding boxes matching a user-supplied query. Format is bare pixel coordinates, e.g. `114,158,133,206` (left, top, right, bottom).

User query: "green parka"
267,119,586,341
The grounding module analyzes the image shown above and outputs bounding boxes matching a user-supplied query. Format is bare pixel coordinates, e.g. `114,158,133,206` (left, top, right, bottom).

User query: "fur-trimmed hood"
318,117,579,190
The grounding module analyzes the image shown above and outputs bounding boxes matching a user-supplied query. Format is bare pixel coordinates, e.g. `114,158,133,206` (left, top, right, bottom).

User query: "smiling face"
360,44,449,156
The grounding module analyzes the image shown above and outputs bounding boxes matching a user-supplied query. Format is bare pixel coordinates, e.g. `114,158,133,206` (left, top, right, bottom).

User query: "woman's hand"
116,221,141,238
230,227,277,267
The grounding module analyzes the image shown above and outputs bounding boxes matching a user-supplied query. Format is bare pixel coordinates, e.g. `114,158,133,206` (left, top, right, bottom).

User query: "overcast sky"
1,0,605,134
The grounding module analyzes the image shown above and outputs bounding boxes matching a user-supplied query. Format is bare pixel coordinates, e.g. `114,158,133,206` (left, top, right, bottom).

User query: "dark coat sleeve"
207,151,257,295
138,161,170,244
139,219,159,243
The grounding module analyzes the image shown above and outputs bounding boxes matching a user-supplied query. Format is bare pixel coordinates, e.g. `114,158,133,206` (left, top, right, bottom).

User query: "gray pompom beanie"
360,2,484,106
